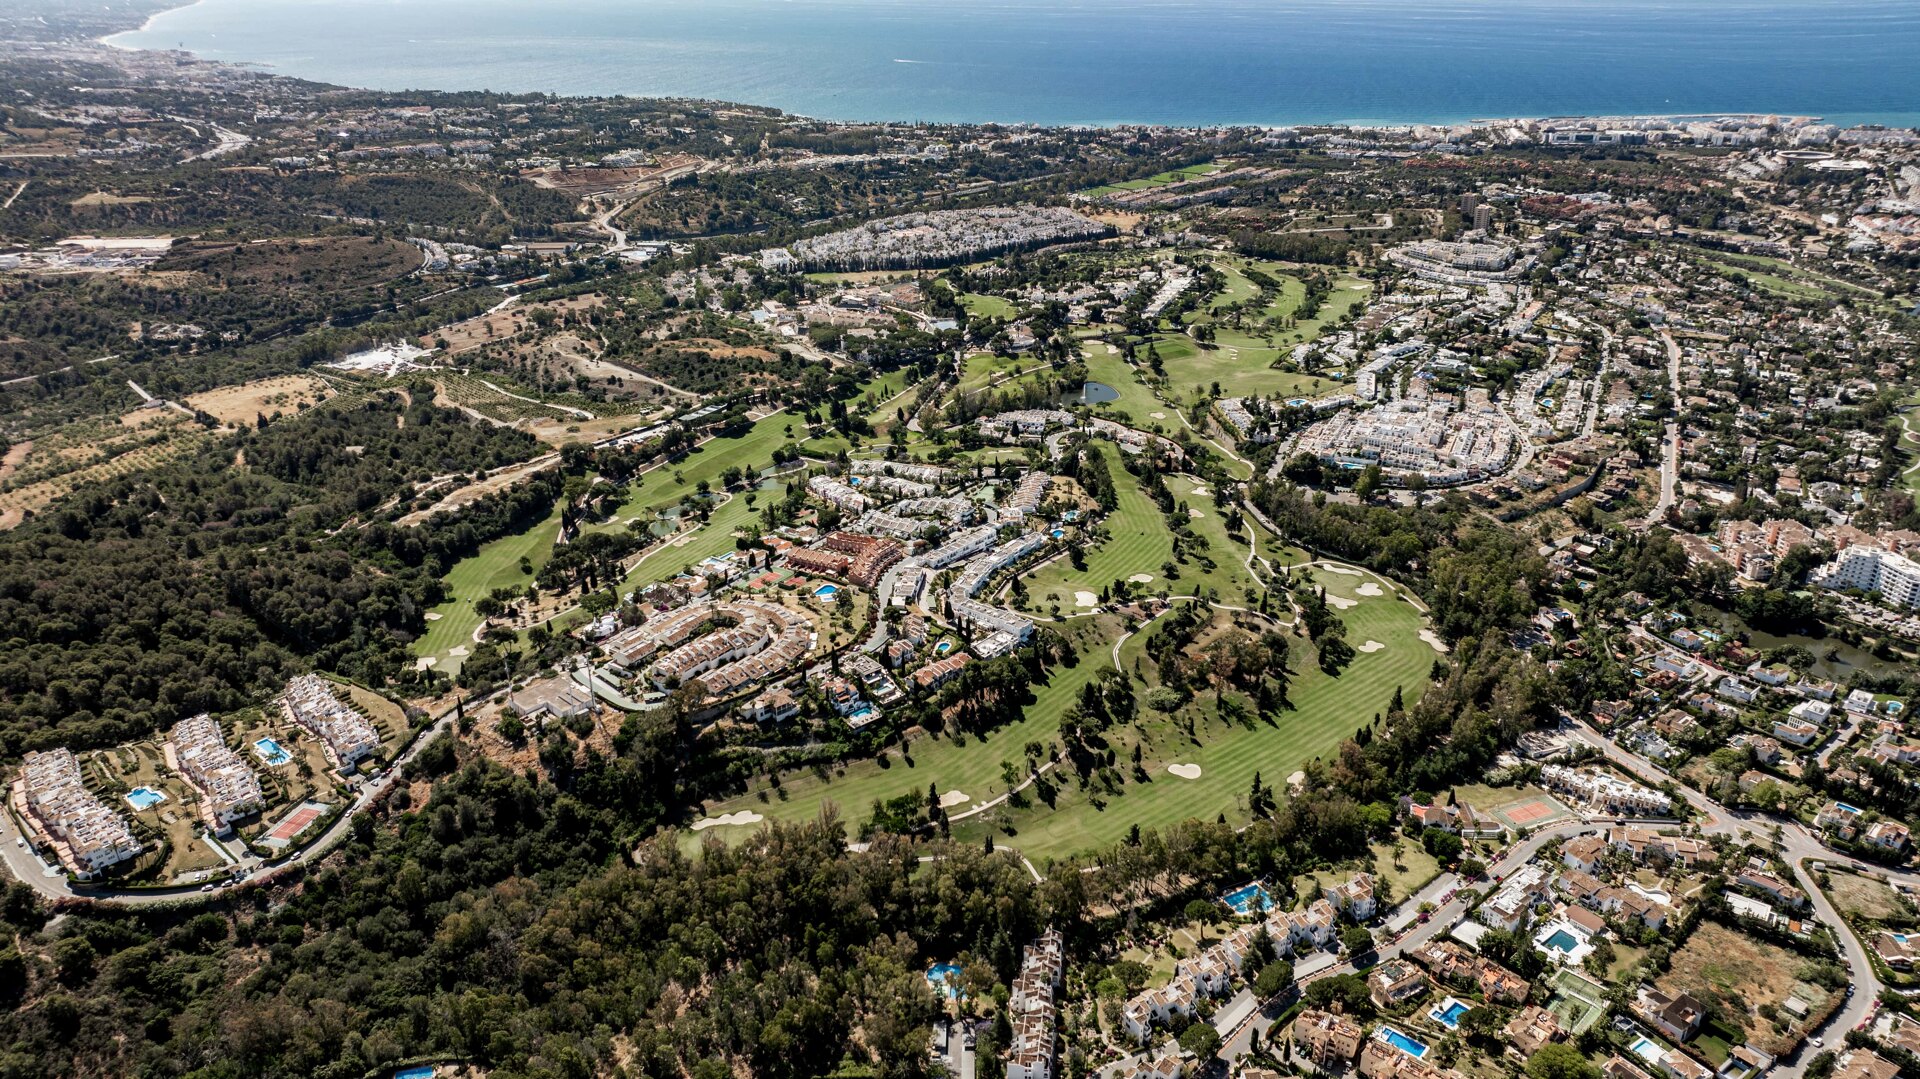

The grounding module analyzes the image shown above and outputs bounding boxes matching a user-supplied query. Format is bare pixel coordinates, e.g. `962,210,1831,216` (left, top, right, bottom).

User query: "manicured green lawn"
959,293,1017,320
1079,348,1177,429
957,351,1035,395
691,616,1127,836
415,411,807,672
1163,474,1265,604
955,564,1439,864
587,410,802,529
696,556,1440,867
1081,163,1221,197
1278,274,1371,346
414,499,564,671
1021,442,1179,615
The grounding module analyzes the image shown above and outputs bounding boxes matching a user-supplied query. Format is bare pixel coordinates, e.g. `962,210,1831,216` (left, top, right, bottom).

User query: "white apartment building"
913,525,999,569
807,474,868,515
169,713,265,833
1540,764,1672,816
1007,928,1066,1079
282,675,381,769
15,748,141,876
1814,546,1920,609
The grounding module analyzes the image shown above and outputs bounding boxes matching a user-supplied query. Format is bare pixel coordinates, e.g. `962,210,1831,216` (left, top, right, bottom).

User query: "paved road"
0,697,470,907
1215,813,1625,1064
1569,720,1889,1079
1216,717,1909,1072
1644,330,1683,528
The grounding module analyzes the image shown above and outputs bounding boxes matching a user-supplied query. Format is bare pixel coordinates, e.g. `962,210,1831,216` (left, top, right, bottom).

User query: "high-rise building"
1473,203,1493,233
1460,192,1481,216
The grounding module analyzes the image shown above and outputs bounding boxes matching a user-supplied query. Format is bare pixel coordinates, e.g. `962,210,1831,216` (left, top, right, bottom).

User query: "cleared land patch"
184,373,334,427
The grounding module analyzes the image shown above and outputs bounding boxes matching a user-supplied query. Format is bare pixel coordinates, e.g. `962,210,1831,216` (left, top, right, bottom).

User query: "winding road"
0,696,472,908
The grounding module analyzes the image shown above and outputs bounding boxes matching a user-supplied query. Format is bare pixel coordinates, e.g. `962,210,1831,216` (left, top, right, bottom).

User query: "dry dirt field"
430,293,605,354
1657,922,1831,1053
1827,872,1911,922
184,373,334,427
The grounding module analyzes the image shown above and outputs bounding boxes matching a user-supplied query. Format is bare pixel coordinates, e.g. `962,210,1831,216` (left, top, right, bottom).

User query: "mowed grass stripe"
966,568,1436,863
1023,442,1177,611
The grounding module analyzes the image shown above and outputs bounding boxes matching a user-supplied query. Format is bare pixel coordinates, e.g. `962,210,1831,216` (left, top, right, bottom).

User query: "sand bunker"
1420,628,1450,653
1321,564,1363,576
1355,581,1384,597
939,790,971,809
691,810,765,831
1326,595,1358,610
1074,590,1099,607
1357,640,1386,653
1190,486,1210,497
1188,508,1203,518
1150,411,1167,419
447,645,470,657
1286,770,1307,793
1167,763,1203,780
1128,573,1155,584
423,612,443,621
414,657,437,670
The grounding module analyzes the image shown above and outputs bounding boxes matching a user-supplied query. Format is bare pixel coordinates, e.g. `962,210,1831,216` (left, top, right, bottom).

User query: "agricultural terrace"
0,409,209,530
696,557,1437,865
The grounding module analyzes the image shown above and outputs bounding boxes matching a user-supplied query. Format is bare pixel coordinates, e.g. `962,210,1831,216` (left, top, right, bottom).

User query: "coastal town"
4,4,1920,1079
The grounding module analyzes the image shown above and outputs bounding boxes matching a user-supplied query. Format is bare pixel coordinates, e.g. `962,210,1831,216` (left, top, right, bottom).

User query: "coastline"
98,0,210,52
85,0,1916,133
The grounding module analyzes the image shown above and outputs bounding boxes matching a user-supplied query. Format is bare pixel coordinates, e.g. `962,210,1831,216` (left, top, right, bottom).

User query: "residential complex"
11,748,141,877
1006,928,1066,1079
168,713,265,833
281,675,381,769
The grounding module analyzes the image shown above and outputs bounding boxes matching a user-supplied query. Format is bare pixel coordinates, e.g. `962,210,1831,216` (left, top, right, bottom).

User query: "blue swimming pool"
935,640,953,655
253,737,292,766
1543,929,1581,953
1064,510,1080,521
813,584,839,598
1630,1037,1663,1064
1051,529,1065,539
1379,1026,1429,1059
125,786,167,811
1430,999,1470,1029
1221,882,1272,915
926,962,964,1000
395,1068,435,1079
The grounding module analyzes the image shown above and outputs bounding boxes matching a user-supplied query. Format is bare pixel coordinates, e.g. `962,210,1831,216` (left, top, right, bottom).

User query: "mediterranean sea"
109,0,1920,129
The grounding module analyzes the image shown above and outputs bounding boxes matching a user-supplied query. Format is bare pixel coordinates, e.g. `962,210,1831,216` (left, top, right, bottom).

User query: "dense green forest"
0,393,548,754
0,611,1560,1079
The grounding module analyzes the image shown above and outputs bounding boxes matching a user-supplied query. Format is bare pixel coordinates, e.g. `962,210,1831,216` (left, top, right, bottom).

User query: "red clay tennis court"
267,804,323,842
1505,799,1557,824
